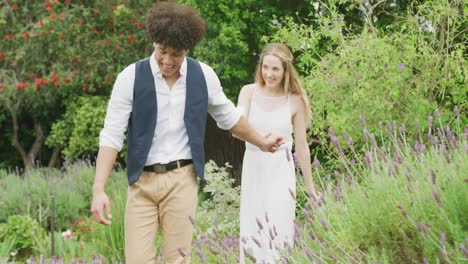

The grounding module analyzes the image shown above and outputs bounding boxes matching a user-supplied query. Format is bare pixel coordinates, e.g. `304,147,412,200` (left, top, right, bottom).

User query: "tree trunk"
10,111,44,171
48,145,63,168
28,121,44,168
10,111,29,169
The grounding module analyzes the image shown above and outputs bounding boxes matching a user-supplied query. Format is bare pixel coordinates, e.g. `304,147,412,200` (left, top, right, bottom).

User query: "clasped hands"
261,132,285,153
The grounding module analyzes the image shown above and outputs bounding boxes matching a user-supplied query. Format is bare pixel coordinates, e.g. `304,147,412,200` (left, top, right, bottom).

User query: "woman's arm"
233,84,255,139
291,95,322,202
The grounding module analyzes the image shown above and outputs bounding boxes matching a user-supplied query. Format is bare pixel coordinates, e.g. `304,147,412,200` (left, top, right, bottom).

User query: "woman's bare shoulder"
240,83,256,93
290,93,304,105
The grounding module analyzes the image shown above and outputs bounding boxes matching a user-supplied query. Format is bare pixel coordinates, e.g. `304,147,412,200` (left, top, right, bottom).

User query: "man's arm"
90,146,118,225
229,116,284,152
202,65,283,152
90,65,134,225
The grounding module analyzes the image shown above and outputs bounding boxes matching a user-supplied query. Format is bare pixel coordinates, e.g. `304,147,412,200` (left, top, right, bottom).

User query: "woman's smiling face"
261,54,285,90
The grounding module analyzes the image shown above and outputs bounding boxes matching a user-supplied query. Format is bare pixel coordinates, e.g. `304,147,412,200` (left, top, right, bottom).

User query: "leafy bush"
269,0,467,161
0,215,46,258
0,162,127,231
289,113,467,263
196,160,240,236
46,96,107,161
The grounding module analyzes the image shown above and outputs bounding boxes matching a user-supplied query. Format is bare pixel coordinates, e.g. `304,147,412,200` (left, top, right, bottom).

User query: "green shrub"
269,0,467,163
290,115,467,263
0,215,46,258
0,162,127,231
46,96,108,161
196,160,240,236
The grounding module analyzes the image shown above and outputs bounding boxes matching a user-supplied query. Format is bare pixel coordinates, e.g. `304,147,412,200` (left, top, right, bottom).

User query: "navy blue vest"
126,57,208,185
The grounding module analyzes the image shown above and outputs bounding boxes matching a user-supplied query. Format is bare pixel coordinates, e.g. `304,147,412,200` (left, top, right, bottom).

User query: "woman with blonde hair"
237,43,322,262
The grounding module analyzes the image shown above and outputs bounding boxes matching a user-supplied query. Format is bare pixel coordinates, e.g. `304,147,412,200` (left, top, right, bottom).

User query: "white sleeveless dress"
239,86,296,263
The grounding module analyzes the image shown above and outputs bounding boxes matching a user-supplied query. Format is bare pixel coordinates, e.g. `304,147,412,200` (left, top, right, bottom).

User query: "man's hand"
261,132,285,153
91,191,112,225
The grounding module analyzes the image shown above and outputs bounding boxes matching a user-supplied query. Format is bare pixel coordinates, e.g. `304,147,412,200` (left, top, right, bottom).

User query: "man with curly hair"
90,2,283,263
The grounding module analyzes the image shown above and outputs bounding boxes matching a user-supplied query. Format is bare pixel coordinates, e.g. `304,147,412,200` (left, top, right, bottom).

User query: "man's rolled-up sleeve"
203,65,241,130
99,65,135,151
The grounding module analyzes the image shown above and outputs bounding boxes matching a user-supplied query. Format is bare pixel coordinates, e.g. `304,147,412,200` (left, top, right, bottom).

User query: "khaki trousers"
125,164,198,264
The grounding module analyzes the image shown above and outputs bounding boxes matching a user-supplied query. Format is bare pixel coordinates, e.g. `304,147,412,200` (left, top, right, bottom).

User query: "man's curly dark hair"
145,1,206,51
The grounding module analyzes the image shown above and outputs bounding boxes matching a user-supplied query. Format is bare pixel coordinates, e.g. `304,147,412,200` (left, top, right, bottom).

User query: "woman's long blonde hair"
254,43,311,123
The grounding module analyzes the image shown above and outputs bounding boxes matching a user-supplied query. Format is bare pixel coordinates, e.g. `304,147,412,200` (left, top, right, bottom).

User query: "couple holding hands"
91,2,322,263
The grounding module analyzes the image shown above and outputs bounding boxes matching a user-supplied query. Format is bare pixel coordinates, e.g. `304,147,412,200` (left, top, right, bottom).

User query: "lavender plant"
288,110,467,263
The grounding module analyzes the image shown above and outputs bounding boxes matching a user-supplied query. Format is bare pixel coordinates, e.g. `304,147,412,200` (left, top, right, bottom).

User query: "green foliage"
269,0,467,159
0,215,46,258
92,189,126,263
0,235,16,262
46,96,107,160
196,160,240,235
0,162,127,231
181,0,317,100
290,115,468,263
0,0,151,168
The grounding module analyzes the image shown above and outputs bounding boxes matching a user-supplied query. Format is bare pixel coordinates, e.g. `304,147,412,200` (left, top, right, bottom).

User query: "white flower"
312,2,319,11
62,229,73,239
419,20,435,34
10,251,17,257
272,19,278,24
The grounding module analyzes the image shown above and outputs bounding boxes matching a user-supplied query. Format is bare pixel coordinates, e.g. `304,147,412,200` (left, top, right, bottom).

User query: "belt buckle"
153,164,166,173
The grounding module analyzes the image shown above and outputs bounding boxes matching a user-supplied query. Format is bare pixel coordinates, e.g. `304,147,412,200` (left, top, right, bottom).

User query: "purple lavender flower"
243,247,257,262
285,147,291,161
177,248,186,257
251,235,262,248
431,170,437,184
277,22,283,28
459,243,468,257
417,222,429,235
292,152,299,168
320,217,329,232
364,151,371,167
432,189,442,207
398,63,405,69
303,208,313,221
188,215,195,226
396,204,408,219
256,217,264,230
313,156,323,170
454,106,460,118
288,188,296,200
384,63,389,68
439,231,446,244
359,115,367,126
304,247,314,261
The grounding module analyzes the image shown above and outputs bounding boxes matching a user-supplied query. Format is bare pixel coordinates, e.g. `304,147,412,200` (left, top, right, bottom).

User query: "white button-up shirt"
99,53,241,165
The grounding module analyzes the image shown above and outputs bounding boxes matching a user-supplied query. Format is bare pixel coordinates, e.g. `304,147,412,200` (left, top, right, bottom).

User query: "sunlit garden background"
0,0,466,263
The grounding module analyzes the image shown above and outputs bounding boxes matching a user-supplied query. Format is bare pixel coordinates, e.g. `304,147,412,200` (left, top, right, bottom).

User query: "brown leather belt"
143,159,193,173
